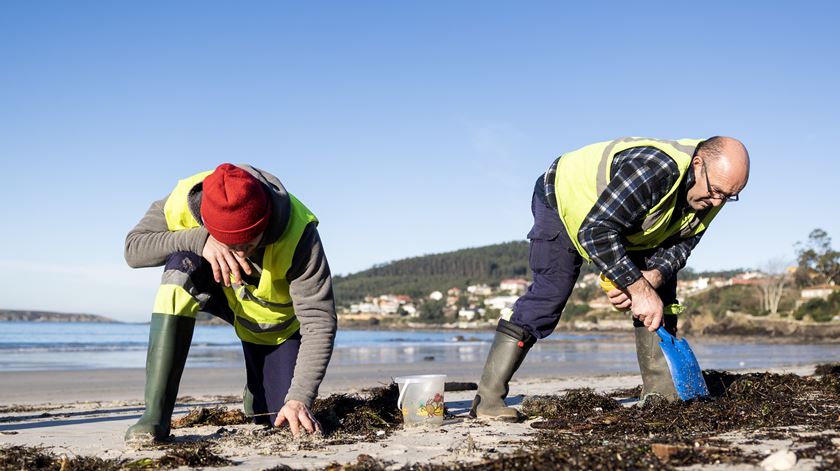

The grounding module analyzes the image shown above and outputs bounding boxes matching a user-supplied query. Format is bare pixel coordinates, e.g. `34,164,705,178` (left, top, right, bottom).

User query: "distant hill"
333,241,599,303
0,309,118,323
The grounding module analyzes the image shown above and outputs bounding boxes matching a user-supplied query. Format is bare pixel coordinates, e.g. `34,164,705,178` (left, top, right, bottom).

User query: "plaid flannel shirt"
545,146,703,289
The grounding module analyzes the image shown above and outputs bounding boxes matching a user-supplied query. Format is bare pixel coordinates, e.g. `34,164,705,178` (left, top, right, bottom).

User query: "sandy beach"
2,359,838,470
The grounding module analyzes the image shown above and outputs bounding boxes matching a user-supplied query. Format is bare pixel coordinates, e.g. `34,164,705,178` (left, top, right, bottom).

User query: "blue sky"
1,1,838,322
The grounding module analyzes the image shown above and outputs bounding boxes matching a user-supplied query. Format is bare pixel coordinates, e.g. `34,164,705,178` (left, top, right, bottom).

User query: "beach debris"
154,443,233,468
0,443,234,470
815,362,840,376
650,443,683,462
607,385,642,398
522,388,621,421
170,406,248,429
311,382,402,439
320,453,392,471
760,449,797,470
0,404,60,414
505,369,840,469
443,382,478,392
0,445,126,471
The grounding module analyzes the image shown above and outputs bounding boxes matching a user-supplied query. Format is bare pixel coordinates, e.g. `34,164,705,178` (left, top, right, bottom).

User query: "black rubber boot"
125,313,195,443
634,325,678,405
469,320,535,421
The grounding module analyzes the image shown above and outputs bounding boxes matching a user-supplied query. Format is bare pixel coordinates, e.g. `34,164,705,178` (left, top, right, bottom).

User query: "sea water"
0,321,837,372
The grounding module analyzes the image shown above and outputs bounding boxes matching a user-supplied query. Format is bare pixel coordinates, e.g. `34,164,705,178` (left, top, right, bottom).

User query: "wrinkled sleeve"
285,224,337,407
124,196,210,268
645,232,704,282
578,148,679,289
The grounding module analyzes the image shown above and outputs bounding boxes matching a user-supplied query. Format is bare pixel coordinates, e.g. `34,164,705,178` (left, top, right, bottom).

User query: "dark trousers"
510,177,678,340
163,251,300,425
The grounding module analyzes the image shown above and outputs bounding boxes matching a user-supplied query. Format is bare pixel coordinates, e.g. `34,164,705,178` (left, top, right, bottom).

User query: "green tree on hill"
794,290,840,322
795,229,840,287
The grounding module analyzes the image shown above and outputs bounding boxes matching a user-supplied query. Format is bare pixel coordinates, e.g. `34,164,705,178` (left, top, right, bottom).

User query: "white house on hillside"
801,284,839,300
484,295,520,311
499,278,529,294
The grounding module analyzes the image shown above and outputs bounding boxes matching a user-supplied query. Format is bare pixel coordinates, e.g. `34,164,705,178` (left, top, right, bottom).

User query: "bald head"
686,136,750,210
698,136,750,192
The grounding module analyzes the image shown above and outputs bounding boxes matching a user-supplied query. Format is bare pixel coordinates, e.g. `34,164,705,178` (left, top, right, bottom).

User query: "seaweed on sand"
522,388,621,421
0,445,125,471
170,406,248,428
152,443,233,468
0,443,233,470
528,370,840,437
507,368,840,469
814,363,840,376
312,383,402,439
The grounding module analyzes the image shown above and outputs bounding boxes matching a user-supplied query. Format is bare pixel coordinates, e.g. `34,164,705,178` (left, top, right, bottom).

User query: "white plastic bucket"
394,374,446,427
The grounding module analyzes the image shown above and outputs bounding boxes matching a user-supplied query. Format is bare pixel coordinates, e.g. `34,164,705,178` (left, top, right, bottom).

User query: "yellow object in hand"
598,273,618,292
598,273,630,312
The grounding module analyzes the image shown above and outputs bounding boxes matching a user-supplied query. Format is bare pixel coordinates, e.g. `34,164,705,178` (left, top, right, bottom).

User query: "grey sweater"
125,165,336,407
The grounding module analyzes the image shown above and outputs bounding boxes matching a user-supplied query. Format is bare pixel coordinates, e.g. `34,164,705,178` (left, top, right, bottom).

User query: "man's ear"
692,155,703,167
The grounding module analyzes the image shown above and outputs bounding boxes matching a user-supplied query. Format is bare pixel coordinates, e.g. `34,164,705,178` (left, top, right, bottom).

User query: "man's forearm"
284,227,337,407
124,198,209,268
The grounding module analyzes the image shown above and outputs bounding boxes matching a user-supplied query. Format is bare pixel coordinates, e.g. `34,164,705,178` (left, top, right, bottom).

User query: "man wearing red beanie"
124,163,336,442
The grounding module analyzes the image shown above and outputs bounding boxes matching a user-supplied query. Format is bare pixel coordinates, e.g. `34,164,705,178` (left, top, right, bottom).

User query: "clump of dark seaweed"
0,443,234,470
154,443,233,468
321,454,393,471
814,362,840,376
0,445,128,471
607,384,642,398
522,388,621,420
170,406,248,429
311,383,401,439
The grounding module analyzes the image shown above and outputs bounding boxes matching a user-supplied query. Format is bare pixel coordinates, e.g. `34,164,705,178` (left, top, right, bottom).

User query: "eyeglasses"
701,159,739,202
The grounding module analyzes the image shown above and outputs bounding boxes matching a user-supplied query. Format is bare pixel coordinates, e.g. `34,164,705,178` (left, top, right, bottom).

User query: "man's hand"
202,235,252,286
274,400,321,437
606,288,632,311
625,276,664,332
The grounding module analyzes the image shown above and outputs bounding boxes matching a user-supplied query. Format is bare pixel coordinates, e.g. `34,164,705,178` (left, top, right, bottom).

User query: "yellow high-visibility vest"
553,137,722,261
162,170,318,345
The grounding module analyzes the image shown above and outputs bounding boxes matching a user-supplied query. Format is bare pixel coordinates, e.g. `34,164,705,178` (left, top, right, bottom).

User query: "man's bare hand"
626,276,664,332
274,400,321,437
202,235,252,286
606,288,632,311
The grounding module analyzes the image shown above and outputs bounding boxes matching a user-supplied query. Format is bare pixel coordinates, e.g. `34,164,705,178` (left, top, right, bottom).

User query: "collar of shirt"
679,164,696,211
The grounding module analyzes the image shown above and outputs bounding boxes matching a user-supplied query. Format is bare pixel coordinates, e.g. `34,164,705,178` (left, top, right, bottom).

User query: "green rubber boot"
125,313,195,443
634,325,678,405
469,320,535,421
243,385,254,418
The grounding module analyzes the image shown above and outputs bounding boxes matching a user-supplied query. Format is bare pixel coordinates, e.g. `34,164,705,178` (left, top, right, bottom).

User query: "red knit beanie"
200,163,271,245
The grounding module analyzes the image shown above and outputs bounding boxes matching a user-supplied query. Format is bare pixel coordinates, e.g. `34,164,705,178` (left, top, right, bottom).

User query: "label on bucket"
402,392,444,419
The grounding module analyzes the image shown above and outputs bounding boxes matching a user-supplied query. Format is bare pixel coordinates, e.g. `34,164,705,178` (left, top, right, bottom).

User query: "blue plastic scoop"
656,326,710,400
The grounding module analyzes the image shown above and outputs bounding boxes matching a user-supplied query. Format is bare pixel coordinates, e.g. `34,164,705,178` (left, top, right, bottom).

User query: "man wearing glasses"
471,136,750,421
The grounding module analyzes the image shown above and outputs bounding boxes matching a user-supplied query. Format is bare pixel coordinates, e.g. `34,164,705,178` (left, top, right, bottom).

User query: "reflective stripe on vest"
553,137,722,261
163,170,318,345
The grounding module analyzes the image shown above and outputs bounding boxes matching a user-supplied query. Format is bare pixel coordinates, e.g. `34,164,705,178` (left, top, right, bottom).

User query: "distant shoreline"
0,310,118,323
5,309,840,342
